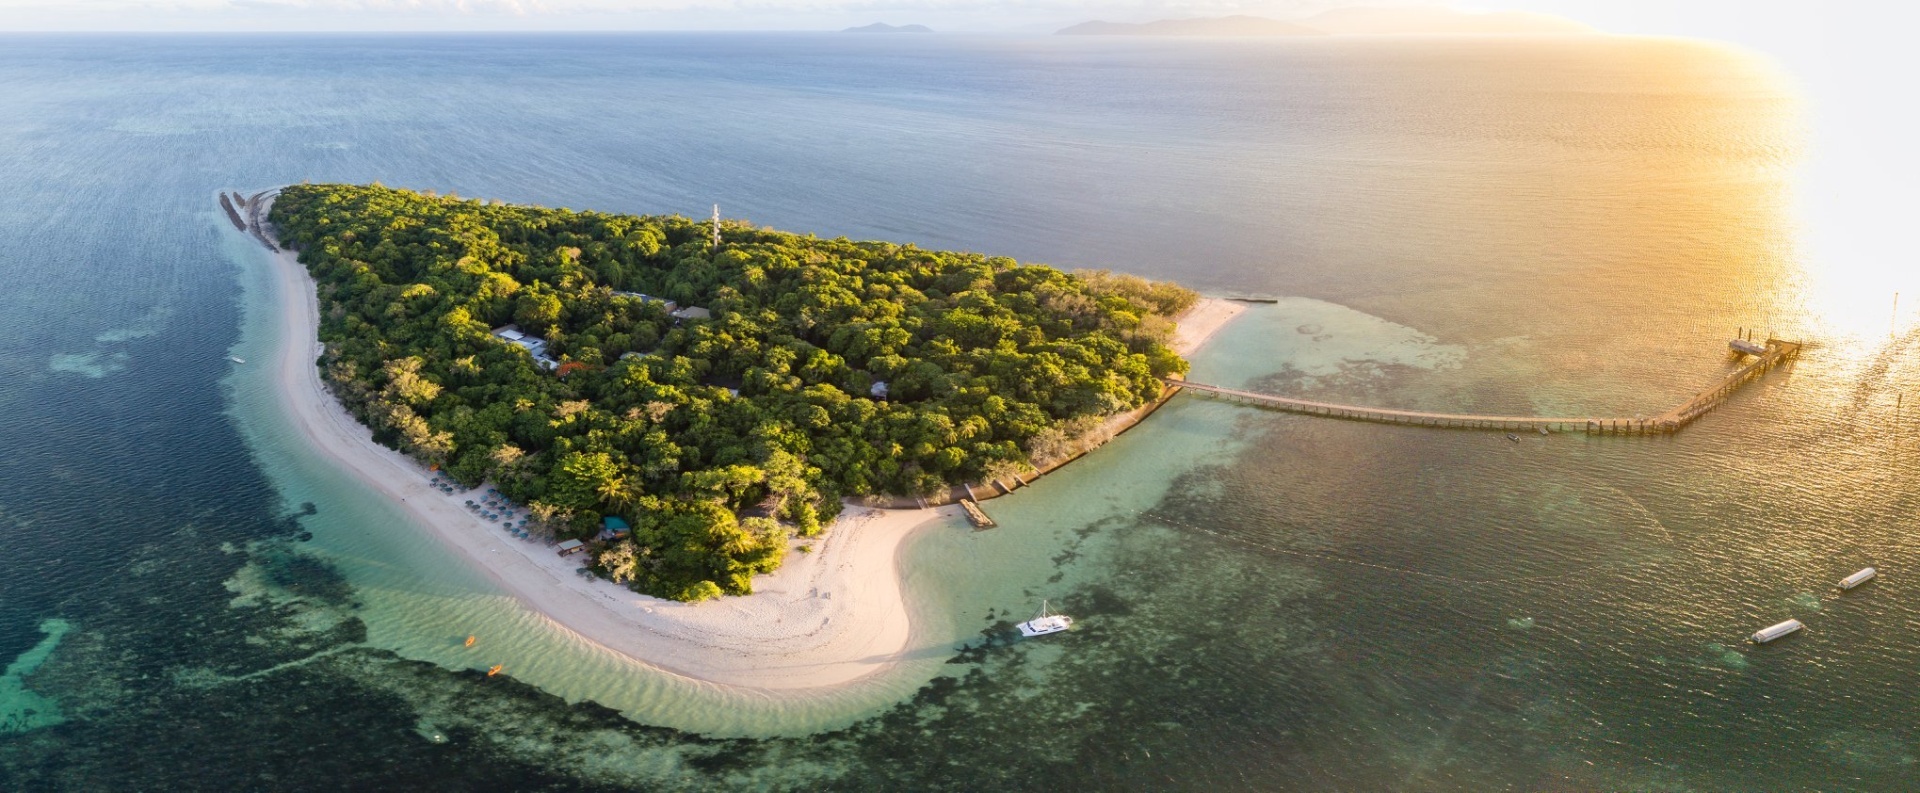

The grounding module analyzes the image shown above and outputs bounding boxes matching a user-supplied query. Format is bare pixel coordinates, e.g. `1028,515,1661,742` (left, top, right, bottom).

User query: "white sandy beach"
1171,297,1246,357
255,194,1245,692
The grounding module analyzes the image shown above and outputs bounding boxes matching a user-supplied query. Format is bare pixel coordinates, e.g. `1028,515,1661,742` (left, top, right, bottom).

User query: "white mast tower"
711,204,722,249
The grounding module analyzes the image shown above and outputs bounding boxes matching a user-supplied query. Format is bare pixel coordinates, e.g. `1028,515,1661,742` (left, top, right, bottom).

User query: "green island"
268,183,1196,601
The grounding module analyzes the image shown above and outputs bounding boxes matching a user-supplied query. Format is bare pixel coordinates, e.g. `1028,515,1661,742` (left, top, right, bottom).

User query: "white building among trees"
491,325,559,371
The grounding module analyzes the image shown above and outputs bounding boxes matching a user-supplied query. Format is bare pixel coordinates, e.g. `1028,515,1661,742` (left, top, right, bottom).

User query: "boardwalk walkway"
1171,339,1801,436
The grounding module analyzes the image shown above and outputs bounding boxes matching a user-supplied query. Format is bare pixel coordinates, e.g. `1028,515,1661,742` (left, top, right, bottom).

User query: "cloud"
225,0,558,14
26,0,1336,15
0,0,1408,30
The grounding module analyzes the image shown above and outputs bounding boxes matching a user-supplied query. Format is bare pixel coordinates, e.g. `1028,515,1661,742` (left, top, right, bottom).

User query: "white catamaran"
1017,600,1073,637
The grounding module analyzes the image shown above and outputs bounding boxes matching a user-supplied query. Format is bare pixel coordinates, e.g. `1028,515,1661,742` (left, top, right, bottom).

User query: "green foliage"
546,451,625,511
270,183,1193,601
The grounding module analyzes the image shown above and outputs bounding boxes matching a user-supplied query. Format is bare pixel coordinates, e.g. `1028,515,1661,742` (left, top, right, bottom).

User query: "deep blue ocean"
2,33,1917,790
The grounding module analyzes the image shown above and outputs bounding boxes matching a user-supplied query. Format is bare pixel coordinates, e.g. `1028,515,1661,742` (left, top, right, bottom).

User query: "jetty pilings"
1171,339,1801,437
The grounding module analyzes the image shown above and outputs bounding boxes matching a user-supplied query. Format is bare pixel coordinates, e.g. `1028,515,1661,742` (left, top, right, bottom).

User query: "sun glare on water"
1779,220,1920,372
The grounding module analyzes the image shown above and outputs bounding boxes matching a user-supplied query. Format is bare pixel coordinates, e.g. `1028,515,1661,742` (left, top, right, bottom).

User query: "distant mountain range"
1057,7,1593,37
844,23,934,33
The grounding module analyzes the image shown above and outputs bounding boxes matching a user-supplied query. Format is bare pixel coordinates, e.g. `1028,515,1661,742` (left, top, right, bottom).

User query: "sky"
0,0,1886,37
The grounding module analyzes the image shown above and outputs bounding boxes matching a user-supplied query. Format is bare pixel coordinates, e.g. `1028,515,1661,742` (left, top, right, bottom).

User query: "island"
266,184,1204,604
235,183,1243,689
842,22,934,33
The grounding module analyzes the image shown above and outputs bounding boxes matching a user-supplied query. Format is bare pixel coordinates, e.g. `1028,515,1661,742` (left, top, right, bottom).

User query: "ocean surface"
2,32,1916,790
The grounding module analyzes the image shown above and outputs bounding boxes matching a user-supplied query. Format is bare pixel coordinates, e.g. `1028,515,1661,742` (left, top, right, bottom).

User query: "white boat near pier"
1017,600,1073,637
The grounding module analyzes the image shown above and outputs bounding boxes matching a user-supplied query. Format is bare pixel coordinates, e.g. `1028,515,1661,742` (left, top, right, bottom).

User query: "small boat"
1537,427,1550,436
228,356,246,364
464,635,476,647
1017,600,1073,637
1505,433,1520,443
1751,619,1804,644
486,664,504,677
1839,567,1877,591
1730,338,1768,356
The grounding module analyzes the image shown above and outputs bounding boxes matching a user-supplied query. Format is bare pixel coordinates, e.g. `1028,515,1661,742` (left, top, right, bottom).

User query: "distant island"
1058,7,1593,37
268,184,1197,602
843,22,934,33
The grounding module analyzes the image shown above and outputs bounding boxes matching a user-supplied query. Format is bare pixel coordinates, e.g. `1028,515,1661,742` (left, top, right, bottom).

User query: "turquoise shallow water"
2,32,1917,790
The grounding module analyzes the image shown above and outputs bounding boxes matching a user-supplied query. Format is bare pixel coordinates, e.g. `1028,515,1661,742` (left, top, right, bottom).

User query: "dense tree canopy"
271,183,1194,601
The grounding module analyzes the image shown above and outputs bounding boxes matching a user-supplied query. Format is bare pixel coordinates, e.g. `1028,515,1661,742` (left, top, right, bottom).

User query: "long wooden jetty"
1172,338,1801,436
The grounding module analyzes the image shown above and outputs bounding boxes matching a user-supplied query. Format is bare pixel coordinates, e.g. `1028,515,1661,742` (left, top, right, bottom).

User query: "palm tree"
598,476,639,510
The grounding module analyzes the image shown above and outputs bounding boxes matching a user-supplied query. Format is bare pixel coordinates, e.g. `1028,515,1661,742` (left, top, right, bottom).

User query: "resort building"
597,516,632,542
491,325,559,371
613,291,678,314
670,306,712,321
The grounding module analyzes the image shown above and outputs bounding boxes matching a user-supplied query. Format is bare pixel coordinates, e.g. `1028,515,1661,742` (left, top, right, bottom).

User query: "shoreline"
949,296,1247,505
246,190,1245,694
1169,297,1247,358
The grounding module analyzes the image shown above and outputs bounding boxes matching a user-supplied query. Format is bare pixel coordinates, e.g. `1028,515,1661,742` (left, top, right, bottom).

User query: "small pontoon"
1839,567,1877,591
1751,619,1803,644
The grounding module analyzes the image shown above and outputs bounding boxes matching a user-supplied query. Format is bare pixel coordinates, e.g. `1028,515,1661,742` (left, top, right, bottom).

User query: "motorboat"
1017,600,1073,637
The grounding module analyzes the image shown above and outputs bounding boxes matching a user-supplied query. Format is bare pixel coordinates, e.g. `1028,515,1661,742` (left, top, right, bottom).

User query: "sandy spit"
1170,297,1247,357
